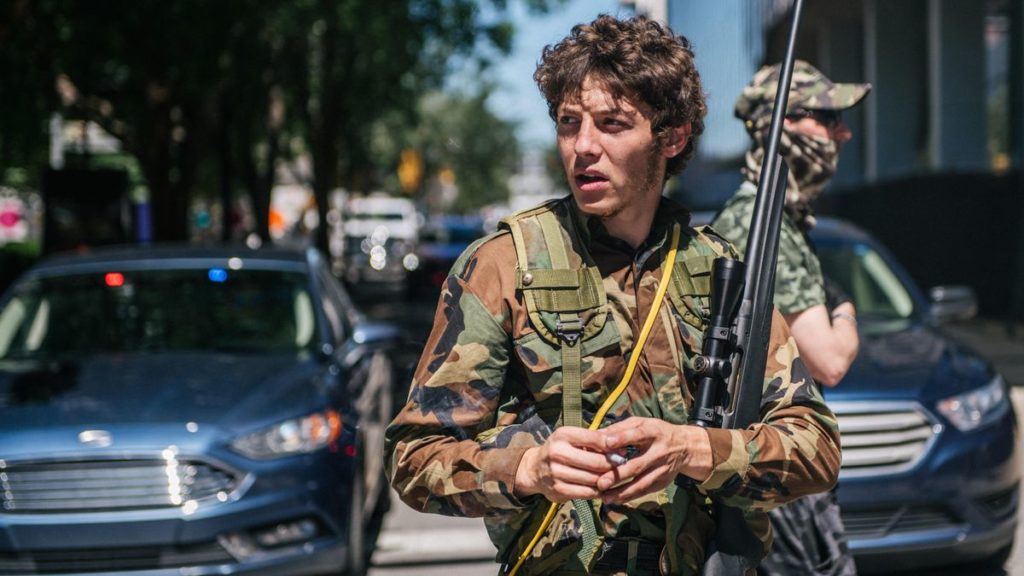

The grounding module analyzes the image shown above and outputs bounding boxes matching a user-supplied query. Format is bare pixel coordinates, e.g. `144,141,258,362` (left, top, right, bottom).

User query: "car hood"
0,351,327,432
824,320,994,404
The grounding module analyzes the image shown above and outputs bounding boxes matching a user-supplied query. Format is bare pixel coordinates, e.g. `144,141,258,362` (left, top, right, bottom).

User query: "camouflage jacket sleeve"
384,234,542,517
696,308,841,511
774,219,826,315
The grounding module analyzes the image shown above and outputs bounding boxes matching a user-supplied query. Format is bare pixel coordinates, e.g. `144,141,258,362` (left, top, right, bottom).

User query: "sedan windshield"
816,240,917,329
0,268,318,359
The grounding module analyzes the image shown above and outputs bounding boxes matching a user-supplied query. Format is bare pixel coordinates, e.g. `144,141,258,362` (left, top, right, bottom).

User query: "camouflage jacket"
711,182,826,315
385,196,840,575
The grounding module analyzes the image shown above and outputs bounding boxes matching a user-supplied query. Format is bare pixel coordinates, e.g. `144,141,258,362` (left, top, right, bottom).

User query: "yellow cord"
507,223,681,576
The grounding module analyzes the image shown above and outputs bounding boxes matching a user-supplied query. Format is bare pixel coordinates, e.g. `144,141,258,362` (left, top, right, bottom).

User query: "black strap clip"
556,317,583,346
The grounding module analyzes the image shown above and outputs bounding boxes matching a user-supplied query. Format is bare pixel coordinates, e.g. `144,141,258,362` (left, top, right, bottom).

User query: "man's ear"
663,123,692,158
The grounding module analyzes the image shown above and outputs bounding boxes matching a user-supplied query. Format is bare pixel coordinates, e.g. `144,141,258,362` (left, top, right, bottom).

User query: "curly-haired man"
385,15,841,576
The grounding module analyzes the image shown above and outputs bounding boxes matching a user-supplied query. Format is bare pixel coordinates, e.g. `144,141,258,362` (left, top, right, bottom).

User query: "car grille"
830,401,938,477
841,505,964,539
0,458,238,513
0,541,234,574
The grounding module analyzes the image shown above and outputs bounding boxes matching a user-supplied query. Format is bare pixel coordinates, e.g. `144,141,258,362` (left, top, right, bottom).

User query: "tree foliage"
0,0,564,249
373,88,521,214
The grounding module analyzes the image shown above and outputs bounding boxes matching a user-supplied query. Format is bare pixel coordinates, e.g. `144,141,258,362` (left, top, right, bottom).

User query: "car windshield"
0,268,318,359
816,240,918,332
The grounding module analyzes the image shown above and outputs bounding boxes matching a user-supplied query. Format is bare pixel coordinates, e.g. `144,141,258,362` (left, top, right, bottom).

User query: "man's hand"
514,426,614,503
595,418,713,504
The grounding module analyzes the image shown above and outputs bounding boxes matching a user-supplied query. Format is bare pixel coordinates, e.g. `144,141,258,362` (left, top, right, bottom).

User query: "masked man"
712,60,871,576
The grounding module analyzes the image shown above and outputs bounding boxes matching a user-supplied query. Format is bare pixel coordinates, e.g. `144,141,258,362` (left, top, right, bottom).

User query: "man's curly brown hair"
534,14,707,178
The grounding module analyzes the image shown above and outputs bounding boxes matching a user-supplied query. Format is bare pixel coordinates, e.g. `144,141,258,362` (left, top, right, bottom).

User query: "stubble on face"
584,140,664,221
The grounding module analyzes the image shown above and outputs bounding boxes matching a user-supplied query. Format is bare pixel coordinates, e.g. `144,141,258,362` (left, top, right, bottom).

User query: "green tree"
0,0,564,250
373,88,521,213
0,0,63,187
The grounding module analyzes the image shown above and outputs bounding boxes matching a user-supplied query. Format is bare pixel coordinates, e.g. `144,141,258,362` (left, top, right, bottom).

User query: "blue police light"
208,268,228,283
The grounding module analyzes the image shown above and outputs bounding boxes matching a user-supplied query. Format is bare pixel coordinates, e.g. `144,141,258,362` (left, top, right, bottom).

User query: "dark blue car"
0,246,397,575
809,217,1020,573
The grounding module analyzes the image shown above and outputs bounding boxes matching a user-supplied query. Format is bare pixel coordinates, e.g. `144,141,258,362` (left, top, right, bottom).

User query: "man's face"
555,76,674,221
784,110,852,144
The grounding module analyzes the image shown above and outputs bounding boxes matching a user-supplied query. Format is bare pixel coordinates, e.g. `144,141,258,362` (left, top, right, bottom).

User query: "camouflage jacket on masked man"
712,60,871,315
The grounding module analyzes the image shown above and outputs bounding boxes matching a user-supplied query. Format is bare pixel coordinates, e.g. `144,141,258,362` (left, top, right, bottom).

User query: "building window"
986,0,1010,173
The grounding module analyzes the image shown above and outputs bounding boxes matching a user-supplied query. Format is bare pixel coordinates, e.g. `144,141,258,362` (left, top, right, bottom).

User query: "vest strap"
557,311,601,570
573,498,603,570
559,314,584,428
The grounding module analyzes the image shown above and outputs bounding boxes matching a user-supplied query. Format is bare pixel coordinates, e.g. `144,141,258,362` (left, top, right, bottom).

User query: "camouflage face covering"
741,125,838,231
735,60,869,231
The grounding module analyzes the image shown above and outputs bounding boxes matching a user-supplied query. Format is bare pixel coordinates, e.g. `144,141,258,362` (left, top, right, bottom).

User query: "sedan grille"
0,459,238,514
830,401,938,477
841,505,963,539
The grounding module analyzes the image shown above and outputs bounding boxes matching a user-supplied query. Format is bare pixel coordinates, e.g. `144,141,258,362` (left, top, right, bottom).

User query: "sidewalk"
941,318,1024,387
371,491,494,567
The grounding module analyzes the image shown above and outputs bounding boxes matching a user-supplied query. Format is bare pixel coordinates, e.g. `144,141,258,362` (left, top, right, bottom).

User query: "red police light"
104,272,125,287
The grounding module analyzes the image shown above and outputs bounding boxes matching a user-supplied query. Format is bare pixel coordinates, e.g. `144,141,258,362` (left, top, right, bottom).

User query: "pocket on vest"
512,318,622,403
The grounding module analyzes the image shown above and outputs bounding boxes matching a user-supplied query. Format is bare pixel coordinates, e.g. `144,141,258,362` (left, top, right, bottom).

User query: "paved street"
369,497,496,575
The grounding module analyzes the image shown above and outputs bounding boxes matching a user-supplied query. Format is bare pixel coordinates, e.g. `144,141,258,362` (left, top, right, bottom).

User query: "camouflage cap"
735,60,871,123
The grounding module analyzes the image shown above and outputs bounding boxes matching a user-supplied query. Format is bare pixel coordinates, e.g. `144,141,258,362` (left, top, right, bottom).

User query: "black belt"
591,537,663,575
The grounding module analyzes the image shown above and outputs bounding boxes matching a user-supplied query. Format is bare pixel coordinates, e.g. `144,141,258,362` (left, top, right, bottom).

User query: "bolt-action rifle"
690,0,805,574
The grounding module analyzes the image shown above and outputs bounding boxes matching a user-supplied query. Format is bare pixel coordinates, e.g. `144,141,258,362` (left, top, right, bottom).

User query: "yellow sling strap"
507,222,682,576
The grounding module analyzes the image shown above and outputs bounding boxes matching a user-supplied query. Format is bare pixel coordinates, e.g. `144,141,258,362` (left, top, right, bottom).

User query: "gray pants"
757,489,857,576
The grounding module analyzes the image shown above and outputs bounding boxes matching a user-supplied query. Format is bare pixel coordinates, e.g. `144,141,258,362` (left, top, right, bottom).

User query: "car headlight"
936,374,1009,432
369,245,388,270
230,409,343,459
402,253,419,271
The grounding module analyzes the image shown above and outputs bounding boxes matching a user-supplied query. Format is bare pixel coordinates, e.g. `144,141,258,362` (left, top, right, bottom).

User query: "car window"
0,268,318,359
817,240,916,324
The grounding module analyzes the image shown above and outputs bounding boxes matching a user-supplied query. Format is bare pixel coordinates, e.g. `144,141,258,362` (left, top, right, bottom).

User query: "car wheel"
361,354,394,513
364,471,391,564
361,357,394,569
342,453,367,576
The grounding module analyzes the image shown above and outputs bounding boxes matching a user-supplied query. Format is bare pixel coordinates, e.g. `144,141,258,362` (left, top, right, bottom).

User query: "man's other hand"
595,418,713,504
514,426,614,503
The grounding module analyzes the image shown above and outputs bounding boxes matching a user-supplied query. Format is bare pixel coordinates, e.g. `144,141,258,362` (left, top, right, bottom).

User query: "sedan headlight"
936,374,1009,432
231,410,343,459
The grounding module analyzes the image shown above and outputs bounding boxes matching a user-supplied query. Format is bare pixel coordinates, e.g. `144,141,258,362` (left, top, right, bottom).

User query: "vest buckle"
556,317,583,346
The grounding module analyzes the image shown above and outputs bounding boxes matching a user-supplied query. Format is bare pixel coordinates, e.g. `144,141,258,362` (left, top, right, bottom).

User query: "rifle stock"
696,0,804,574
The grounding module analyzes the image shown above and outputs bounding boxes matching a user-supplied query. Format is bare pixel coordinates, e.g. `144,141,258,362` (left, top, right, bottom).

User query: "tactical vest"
497,197,735,575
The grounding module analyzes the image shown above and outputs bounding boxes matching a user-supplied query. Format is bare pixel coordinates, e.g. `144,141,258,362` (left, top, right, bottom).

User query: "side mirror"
340,321,401,370
928,285,978,325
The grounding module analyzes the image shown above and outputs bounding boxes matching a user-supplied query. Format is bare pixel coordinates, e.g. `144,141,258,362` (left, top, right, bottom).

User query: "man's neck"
601,194,662,248
603,214,654,248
